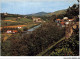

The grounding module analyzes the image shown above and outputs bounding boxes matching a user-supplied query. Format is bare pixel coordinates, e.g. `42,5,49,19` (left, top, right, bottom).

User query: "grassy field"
1,17,41,29
3,20,17,22
1,17,41,42
2,17,33,26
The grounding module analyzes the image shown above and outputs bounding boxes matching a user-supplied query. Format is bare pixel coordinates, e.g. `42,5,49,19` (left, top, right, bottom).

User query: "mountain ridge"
28,9,67,16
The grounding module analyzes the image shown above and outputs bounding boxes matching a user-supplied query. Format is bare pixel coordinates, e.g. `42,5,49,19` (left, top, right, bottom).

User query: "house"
60,19,64,22
24,16,27,18
65,22,69,25
32,17,42,22
55,19,61,23
63,17,68,20
12,30,18,33
55,18,69,27
18,26,22,29
60,22,65,27
68,19,74,22
18,17,21,18
6,30,12,33
63,17,69,22
4,13,8,15
78,15,80,18
68,19,74,25
6,30,18,33
55,19,61,26
55,17,74,27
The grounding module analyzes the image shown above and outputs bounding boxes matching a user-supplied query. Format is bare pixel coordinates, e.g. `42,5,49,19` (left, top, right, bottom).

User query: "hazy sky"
1,0,78,15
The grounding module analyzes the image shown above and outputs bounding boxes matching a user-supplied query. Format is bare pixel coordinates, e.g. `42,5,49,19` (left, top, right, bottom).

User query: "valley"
1,2,79,56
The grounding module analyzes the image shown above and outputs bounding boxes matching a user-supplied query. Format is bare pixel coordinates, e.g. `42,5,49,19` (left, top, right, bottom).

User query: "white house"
6,30,12,33
18,26,22,29
32,17,42,22
63,17,68,20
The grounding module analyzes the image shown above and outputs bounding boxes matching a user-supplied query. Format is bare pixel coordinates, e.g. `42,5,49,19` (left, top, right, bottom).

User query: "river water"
23,24,41,34
27,24,41,32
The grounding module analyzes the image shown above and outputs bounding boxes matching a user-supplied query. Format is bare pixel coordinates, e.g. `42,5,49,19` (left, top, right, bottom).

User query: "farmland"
1,14,41,42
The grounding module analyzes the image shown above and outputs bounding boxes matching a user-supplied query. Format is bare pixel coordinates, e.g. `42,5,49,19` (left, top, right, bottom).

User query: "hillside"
28,9,67,17
48,9,67,16
28,12,49,16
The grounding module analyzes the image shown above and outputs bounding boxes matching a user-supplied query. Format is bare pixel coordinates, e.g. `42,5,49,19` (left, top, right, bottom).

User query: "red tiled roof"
60,19,64,21
12,30,18,32
18,26,21,27
68,19,73,20
61,22,65,25
56,19,60,21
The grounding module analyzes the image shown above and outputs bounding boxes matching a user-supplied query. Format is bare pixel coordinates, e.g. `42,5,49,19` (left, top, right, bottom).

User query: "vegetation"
1,21,65,56
48,10,67,16
1,0,79,56
1,17,32,27
50,31,79,56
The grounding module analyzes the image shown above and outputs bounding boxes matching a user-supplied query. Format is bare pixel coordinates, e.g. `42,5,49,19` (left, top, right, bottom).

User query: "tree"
77,0,79,2
23,27,28,31
50,48,74,56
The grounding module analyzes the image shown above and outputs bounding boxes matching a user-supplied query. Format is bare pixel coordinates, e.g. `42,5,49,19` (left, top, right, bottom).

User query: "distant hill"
1,9,67,19
28,10,67,16
28,12,49,16
48,9,67,16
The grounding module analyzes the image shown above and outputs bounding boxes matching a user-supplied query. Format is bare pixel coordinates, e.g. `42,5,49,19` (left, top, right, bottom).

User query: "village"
1,13,46,34
55,16,79,39
1,12,79,42
1,13,47,42
1,0,79,56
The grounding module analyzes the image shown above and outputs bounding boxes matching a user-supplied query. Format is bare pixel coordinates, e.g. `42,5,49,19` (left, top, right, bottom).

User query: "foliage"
23,27,28,31
1,22,65,56
1,1,79,56
1,40,11,56
49,30,79,56
50,48,74,56
65,3,79,19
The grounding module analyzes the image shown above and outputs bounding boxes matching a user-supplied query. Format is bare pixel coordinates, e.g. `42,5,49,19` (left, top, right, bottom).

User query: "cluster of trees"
1,20,79,56
1,13,25,20
36,16,50,21
65,4,79,20
50,13,67,22
66,0,79,20
66,4,79,16
26,16,33,19
1,22,65,56
50,29,79,56
50,0,79,22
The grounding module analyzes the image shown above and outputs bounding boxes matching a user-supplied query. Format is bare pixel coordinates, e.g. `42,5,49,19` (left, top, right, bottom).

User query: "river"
22,24,41,34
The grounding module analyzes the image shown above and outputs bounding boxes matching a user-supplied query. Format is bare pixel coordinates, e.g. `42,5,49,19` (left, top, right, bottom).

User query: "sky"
1,0,78,15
